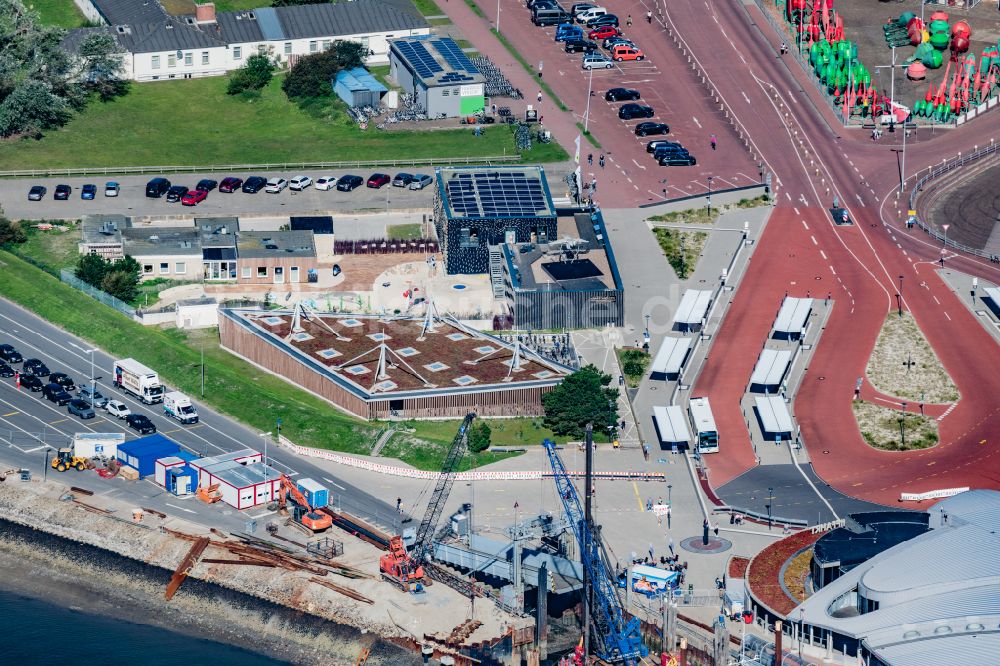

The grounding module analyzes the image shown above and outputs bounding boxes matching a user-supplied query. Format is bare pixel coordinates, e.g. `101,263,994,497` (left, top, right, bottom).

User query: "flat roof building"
749,348,792,393
671,289,712,332
650,336,693,380
652,405,690,448
773,296,813,339
753,395,793,439
389,36,485,117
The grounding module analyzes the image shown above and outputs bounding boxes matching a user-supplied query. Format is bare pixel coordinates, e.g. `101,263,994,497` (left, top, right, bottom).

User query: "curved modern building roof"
794,490,1000,666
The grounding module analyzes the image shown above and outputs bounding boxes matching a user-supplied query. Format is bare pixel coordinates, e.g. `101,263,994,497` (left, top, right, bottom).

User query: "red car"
588,26,619,40
219,176,244,193
181,189,208,206
367,173,391,188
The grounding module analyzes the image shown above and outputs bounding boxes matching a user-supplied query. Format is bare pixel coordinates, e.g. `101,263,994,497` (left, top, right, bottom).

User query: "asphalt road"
0,170,436,222
0,296,405,534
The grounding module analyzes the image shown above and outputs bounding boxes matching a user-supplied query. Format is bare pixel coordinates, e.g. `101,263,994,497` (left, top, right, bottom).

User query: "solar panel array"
394,40,443,79
395,37,480,83
431,38,480,75
446,171,550,219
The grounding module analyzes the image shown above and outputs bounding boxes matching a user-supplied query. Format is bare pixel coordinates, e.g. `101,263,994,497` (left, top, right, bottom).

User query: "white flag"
574,134,581,164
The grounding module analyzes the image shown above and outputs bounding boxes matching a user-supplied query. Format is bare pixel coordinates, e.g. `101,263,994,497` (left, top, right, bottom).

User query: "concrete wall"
176,302,220,329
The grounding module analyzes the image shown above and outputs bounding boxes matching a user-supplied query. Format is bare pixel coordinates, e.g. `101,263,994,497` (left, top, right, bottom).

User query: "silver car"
78,386,109,408
582,53,614,70
106,399,131,419
408,174,433,190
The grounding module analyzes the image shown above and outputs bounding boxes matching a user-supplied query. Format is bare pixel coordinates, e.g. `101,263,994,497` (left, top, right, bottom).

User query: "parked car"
196,179,218,192
571,2,597,16
605,87,641,102
181,189,207,206
618,103,654,120
565,39,598,53
0,344,23,363
611,44,644,61
68,399,96,419
585,14,618,28
555,23,584,42
165,185,189,202
242,176,267,193
145,177,171,198
43,383,73,406
79,385,109,408
265,177,289,193
392,173,414,187
576,7,607,23
106,399,131,419
366,173,391,189
21,374,43,391
28,185,46,201
315,175,337,191
652,144,690,158
104,182,120,197
603,36,635,49
81,184,97,200
658,153,697,166
219,176,244,193
0,362,13,378
289,175,312,191
336,175,364,191
22,359,50,377
126,413,156,434
582,52,615,69
54,184,72,200
587,26,619,40
647,139,681,152
635,121,670,136
408,174,433,190
48,372,76,391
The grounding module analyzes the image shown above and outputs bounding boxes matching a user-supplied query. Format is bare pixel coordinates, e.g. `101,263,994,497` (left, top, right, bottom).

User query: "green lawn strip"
411,0,445,16
652,228,708,280
0,75,524,169
576,123,602,149
648,208,719,225
379,433,521,472
463,0,487,19
29,0,88,27
0,249,376,455
490,29,569,112
852,400,938,451
428,17,453,25
211,0,264,12
386,223,423,240
366,65,395,89
12,222,82,274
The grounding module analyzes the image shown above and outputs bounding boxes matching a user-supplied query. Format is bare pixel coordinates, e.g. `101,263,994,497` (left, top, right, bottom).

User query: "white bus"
687,397,719,454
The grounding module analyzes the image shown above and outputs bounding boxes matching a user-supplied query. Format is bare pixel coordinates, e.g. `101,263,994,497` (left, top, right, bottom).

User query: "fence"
0,155,520,179
59,269,137,318
908,140,1000,258
332,238,439,255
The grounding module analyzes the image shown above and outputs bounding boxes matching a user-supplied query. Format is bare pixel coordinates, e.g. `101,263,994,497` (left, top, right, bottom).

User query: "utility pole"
582,423,594,661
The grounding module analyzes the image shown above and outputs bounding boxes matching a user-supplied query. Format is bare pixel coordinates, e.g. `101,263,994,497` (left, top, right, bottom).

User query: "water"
0,588,288,666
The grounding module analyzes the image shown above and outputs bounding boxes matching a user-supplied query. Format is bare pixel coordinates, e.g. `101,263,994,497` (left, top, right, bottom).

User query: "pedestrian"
627,13,632,26
491,103,496,115
646,10,652,23
780,43,787,55
396,497,402,513
539,115,544,124
588,152,593,165
648,543,655,560
710,133,717,150
668,536,674,554
538,60,544,78
537,90,543,103
714,523,720,537
599,154,605,168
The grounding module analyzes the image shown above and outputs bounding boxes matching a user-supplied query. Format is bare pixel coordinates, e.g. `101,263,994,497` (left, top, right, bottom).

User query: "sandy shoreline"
0,519,421,666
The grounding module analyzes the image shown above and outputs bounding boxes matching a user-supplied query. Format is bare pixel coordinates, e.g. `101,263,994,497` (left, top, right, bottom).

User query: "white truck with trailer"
163,391,199,424
112,358,164,404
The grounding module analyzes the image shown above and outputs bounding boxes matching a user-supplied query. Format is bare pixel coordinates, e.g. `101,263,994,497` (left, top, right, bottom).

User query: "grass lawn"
866,313,958,403
615,347,650,388
852,400,939,451
652,228,708,280
386,223,423,240
13,222,82,274
29,0,88,28
410,0,445,16
211,0,265,11
0,75,565,169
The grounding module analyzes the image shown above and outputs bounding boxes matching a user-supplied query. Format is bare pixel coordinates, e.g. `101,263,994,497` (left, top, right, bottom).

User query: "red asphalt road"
654,0,1000,505
452,0,759,206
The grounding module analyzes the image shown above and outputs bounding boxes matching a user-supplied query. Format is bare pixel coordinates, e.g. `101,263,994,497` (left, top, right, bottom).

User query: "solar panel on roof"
445,171,549,218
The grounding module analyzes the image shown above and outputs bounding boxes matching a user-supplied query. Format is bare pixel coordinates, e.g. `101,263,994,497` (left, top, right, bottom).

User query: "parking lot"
0,169,438,221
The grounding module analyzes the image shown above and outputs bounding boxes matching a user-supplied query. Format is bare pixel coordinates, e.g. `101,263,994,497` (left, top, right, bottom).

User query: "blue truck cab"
555,23,584,41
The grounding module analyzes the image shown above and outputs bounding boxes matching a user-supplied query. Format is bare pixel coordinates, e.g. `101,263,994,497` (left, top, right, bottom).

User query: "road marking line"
165,502,196,514
23,446,45,453
810,235,818,245
2,412,17,417
801,220,809,230
741,91,750,104
820,250,827,260
944,312,951,321
793,207,800,215
829,265,836,275
933,296,940,304
692,116,702,128
632,481,645,511
49,418,68,424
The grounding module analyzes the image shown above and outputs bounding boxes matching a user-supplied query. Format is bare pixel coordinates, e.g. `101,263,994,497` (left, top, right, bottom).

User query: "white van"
576,7,606,23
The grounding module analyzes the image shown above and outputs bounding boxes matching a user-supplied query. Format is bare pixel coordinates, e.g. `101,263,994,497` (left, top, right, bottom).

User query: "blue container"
116,434,181,478
296,478,329,509
166,465,198,495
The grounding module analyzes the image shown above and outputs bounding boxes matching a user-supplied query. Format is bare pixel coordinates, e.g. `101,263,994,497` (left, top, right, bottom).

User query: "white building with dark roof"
63,0,429,82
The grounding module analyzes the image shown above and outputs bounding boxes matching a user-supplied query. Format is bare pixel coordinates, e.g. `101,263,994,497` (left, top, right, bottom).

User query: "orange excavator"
278,474,333,532
379,535,424,593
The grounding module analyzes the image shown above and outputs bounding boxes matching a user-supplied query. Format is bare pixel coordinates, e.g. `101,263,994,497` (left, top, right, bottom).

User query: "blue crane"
542,437,647,664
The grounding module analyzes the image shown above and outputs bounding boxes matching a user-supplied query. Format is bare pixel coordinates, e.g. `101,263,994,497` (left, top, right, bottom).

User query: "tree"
0,80,68,137
0,216,26,245
101,269,138,303
468,420,492,453
282,42,366,100
227,54,276,96
75,253,108,287
542,365,619,439
75,33,128,101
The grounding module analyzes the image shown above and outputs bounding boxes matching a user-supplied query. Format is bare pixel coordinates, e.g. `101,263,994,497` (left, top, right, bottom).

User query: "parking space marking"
2,412,17,417
49,418,69,425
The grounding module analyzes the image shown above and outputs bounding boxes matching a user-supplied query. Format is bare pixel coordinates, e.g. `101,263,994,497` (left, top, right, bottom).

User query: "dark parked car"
367,173,390,189
647,140,682,153
652,144,689,158
0,362,14,378
605,88,640,103
126,413,157,434
68,399,96,419
54,184,72,200
635,121,670,136
22,359,50,377
21,374,43,391
48,372,76,391
219,177,244,193
28,185,47,201
146,177,171,197
0,344,22,363
242,176,267,193
81,184,97,200
586,14,618,27
336,175,364,192
392,173,414,187
166,185,189,202
618,103,654,120
43,383,73,406
658,153,697,166
564,39,598,53
195,179,218,192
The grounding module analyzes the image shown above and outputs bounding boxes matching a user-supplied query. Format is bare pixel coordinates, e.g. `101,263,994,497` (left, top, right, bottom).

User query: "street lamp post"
897,275,904,317
767,487,774,531
799,608,805,662
899,403,907,448
667,484,672,506
259,432,272,481
584,64,595,133
706,176,714,216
